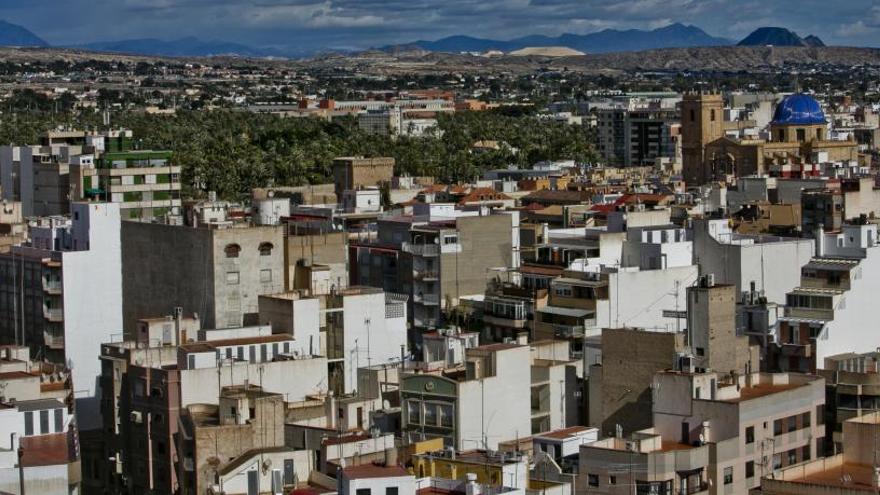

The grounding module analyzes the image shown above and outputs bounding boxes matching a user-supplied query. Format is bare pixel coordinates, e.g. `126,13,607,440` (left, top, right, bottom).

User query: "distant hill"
0,20,48,47
803,35,826,48
391,23,732,54
75,37,283,58
509,46,585,57
738,27,825,48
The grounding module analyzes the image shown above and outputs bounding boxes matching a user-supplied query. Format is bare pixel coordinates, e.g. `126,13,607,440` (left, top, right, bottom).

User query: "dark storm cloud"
1,0,878,51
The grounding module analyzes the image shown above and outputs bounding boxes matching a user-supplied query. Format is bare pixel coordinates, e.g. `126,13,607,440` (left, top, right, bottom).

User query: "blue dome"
771,93,826,125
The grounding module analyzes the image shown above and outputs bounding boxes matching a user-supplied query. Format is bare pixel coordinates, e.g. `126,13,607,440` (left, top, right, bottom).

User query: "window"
249,346,256,364
224,244,241,258
609,476,617,485
40,410,49,434
24,411,33,435
259,242,274,256
787,449,797,466
745,426,754,444
774,419,783,436
802,445,811,462
588,474,599,487
386,488,398,495
796,129,806,142
802,411,811,428
710,109,716,122
424,403,438,426
226,272,240,285
407,400,421,424
260,269,272,283
54,409,63,432
788,416,797,433
187,354,195,369
745,461,755,479
690,109,696,122
356,489,371,495
439,404,454,427
723,466,733,485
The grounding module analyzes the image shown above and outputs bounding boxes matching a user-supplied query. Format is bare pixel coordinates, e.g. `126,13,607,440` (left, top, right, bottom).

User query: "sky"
3,0,880,52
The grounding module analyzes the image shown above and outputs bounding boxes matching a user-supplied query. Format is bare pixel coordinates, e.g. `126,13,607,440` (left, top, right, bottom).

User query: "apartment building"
121,221,285,334
177,386,308,495
579,371,825,495
0,345,80,495
777,223,880,372
0,202,122,431
819,350,880,454
692,218,814,305
400,343,531,450
96,324,327,494
73,149,182,221
1,128,179,220
349,206,518,330
757,412,880,495
596,106,679,167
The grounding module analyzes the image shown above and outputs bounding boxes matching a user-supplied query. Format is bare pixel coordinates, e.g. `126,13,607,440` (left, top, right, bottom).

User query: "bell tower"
681,92,723,185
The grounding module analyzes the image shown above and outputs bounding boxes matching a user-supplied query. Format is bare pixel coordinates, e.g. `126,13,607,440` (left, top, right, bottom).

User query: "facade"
597,107,678,167
400,344,531,450
332,157,395,199
0,202,122,430
757,412,880,495
777,223,880,373
73,149,182,221
683,93,861,186
349,208,518,330
579,371,825,495
97,326,327,494
121,221,285,334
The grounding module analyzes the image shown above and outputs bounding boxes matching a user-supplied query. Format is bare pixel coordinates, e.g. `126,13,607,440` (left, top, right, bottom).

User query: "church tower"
681,92,723,185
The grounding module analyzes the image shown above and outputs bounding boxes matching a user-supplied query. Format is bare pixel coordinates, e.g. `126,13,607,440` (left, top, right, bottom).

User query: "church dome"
771,93,826,125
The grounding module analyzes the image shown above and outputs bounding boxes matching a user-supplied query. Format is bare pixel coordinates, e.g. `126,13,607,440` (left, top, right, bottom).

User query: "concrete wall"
457,346,531,450
180,357,328,406
440,214,514,305
693,219,813,304
122,222,214,336
63,202,123,431
598,328,687,436
341,291,407,394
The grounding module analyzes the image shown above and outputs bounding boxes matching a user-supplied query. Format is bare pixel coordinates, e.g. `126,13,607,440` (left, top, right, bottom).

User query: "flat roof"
789,462,877,492
722,383,803,403
16,398,65,412
343,464,410,480
535,426,597,440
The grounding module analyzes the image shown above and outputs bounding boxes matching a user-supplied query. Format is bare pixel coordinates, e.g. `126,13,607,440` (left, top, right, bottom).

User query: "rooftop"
342,463,410,479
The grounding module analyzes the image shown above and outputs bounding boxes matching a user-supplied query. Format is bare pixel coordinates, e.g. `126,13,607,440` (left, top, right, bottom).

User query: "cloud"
1,0,878,52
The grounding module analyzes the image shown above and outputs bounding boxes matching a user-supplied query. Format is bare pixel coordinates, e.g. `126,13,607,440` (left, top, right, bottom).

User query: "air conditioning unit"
130,411,143,424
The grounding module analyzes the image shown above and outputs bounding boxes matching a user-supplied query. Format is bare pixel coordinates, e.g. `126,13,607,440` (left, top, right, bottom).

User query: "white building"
693,218,814,304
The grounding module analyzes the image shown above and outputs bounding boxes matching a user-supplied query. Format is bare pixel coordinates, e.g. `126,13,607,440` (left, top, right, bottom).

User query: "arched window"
258,242,274,256
224,244,241,258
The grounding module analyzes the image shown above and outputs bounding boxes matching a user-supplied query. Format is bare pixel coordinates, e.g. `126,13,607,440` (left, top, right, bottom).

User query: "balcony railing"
553,324,585,339
43,331,64,349
402,242,439,257
414,293,440,305
42,279,62,294
414,270,439,281
43,307,64,322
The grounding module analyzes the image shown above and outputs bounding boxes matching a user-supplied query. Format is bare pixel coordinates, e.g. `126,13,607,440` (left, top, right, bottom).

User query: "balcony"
43,331,64,349
43,307,63,322
553,324,585,339
402,242,439,257
42,278,62,295
413,293,440,305
414,270,439,281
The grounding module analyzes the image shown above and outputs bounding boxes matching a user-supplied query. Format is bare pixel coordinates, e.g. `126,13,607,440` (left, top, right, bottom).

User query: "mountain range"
0,19,48,47
737,27,825,47
0,18,833,59
390,23,733,54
